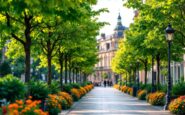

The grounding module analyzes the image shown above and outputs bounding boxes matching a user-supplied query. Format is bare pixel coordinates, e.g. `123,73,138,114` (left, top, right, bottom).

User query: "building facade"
89,13,126,84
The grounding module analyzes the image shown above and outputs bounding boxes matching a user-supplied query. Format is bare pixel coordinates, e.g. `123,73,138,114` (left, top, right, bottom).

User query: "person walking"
104,80,106,87
107,80,110,87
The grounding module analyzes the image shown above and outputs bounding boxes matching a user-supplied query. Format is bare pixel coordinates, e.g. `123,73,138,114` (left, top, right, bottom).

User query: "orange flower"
13,110,19,115
28,96,32,99
21,109,27,113
71,88,81,99
16,100,23,105
26,99,32,105
8,103,19,109
37,100,41,104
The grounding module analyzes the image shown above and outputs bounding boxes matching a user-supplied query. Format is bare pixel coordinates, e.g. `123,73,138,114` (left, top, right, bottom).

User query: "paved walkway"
61,87,171,115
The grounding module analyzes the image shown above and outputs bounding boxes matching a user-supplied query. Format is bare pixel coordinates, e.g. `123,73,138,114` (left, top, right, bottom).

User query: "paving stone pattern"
60,87,171,115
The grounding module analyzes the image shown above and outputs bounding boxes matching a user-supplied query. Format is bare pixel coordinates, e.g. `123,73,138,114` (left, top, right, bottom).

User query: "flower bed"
79,87,87,96
1,97,48,115
46,94,62,115
137,90,147,100
84,84,94,92
113,84,120,89
0,84,94,115
127,87,133,95
120,86,128,93
58,92,73,109
169,96,185,114
71,88,81,101
147,92,165,105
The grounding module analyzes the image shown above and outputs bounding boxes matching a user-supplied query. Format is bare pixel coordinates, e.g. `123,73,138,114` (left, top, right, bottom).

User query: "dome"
114,24,125,31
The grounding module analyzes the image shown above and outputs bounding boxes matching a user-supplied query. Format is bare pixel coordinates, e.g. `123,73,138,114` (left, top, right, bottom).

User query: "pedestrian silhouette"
104,80,106,87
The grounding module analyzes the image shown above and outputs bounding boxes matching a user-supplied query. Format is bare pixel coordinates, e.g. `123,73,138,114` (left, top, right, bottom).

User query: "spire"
118,12,121,20
117,12,122,25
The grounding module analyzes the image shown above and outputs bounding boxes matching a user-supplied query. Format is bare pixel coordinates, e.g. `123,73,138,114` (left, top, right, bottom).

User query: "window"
106,43,110,50
115,42,118,49
97,45,99,50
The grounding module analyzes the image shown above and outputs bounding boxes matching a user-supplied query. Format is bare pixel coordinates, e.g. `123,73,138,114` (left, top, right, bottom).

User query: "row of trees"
112,0,185,87
0,0,107,88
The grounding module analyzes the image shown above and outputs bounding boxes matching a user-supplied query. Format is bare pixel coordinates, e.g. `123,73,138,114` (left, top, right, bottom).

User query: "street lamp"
164,24,175,110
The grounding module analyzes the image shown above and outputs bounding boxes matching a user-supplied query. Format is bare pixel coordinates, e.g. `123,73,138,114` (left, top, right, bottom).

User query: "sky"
93,0,135,36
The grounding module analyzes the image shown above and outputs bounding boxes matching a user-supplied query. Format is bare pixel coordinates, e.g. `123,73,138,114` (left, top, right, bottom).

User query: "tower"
114,13,126,38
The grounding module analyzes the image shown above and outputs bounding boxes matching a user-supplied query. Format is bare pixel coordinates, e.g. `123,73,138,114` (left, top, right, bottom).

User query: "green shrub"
71,83,81,89
157,84,167,93
27,80,50,100
49,81,60,94
140,84,154,93
127,83,134,87
48,108,61,115
61,99,68,110
86,81,92,85
169,96,185,115
172,82,185,96
0,74,26,102
137,90,147,100
147,92,165,106
62,84,72,94
0,61,11,76
81,81,92,87
0,108,2,115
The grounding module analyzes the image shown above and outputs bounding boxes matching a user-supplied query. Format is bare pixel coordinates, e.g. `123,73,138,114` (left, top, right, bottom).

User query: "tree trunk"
152,55,155,92
134,67,137,85
156,54,160,86
76,68,78,83
7,13,32,83
72,68,75,83
64,54,68,84
24,15,32,83
129,70,132,84
68,57,72,84
144,60,148,85
84,73,87,82
47,55,52,85
79,70,81,83
47,40,52,85
59,53,64,90
69,67,71,84
126,73,127,86
24,44,31,83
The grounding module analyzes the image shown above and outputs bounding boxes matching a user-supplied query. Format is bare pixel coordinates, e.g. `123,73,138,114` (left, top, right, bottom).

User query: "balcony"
94,66,111,71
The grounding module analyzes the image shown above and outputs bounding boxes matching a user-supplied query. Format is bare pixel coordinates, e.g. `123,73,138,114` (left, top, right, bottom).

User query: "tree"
119,0,185,87
0,0,100,83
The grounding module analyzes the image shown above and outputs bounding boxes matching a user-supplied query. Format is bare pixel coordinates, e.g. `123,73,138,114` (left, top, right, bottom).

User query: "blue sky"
93,0,135,36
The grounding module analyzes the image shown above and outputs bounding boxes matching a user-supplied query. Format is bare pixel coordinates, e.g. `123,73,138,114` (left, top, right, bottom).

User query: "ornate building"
90,13,126,84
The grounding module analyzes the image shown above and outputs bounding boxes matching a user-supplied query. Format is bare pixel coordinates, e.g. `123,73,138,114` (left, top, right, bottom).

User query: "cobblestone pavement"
60,87,171,115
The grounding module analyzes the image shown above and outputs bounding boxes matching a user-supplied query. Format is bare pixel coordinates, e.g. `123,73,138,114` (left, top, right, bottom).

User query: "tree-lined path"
61,87,171,115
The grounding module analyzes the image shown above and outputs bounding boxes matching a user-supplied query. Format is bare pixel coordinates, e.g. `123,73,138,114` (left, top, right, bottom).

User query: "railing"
94,66,111,70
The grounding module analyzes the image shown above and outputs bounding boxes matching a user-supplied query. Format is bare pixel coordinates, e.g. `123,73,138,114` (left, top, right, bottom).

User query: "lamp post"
164,24,175,110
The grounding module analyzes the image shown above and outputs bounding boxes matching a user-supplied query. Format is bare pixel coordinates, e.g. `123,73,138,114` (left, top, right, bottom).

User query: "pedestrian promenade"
61,87,171,115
